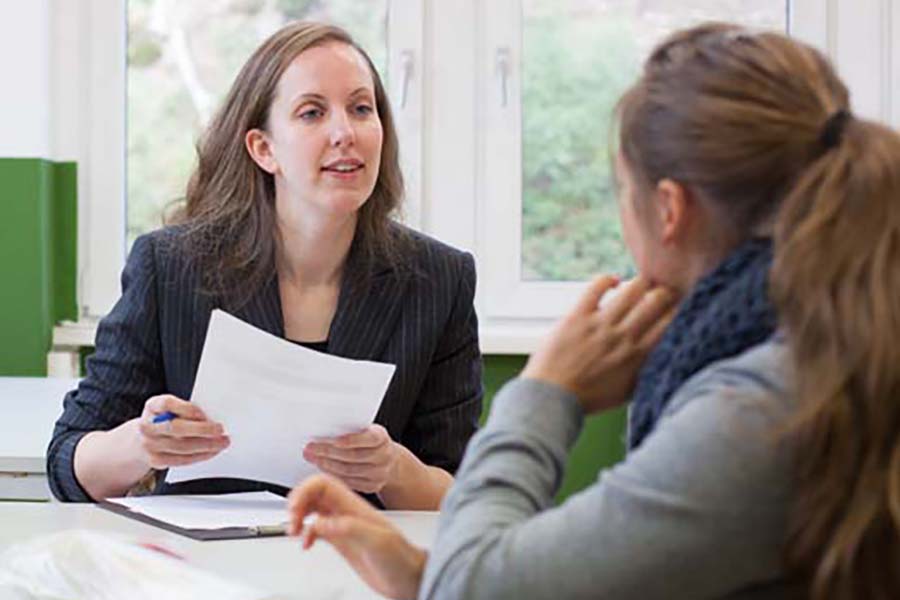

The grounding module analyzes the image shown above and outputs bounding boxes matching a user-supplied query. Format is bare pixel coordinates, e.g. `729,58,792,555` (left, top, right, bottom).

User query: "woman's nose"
329,112,355,148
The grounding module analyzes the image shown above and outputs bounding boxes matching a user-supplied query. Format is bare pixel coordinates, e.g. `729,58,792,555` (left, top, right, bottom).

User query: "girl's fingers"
637,305,678,351
573,275,621,315
618,287,678,339
312,515,376,547
287,475,379,535
601,277,653,324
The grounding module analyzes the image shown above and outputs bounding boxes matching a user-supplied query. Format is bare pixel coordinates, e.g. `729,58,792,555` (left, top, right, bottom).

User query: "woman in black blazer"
47,22,482,509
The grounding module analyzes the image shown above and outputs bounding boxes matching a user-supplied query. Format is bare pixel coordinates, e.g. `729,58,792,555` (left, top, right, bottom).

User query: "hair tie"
819,109,852,149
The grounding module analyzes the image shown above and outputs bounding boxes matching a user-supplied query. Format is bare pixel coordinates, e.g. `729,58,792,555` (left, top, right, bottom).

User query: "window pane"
521,0,788,281
126,0,388,246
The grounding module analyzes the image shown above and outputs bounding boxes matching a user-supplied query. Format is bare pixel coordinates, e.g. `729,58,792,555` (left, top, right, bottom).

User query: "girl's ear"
653,178,691,244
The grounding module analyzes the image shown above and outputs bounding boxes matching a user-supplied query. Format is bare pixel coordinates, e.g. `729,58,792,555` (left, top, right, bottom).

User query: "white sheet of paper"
109,492,286,530
166,309,396,489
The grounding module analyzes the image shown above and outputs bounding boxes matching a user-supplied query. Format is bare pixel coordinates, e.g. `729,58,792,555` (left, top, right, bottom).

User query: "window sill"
52,320,100,349
478,321,549,355
52,318,546,357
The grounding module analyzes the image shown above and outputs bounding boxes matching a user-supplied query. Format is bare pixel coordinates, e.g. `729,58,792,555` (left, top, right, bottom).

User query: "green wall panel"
0,158,77,376
51,162,78,323
481,355,626,502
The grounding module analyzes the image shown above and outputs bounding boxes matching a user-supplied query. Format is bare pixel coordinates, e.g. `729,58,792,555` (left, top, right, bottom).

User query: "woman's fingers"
141,433,229,456
304,444,376,463
139,418,226,440
147,450,221,469
312,424,390,450
140,395,227,442
160,418,226,439
144,394,208,421
303,426,398,494
310,456,377,479
137,395,229,468
306,452,389,492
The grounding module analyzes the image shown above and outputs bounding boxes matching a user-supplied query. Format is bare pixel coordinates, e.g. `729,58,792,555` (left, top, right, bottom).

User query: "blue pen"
152,411,177,424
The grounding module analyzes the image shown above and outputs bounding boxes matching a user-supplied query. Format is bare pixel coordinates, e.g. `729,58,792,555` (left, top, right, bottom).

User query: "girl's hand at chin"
522,275,678,415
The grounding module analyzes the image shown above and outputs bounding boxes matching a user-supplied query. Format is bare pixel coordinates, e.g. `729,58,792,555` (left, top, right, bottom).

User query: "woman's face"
259,41,383,222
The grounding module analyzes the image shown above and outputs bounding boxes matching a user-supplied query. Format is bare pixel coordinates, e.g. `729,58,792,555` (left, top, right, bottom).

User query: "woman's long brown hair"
617,22,900,598
772,95,900,599
169,22,406,309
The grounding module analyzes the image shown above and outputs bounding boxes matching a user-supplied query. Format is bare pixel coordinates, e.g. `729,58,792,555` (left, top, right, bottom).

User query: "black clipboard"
97,500,287,541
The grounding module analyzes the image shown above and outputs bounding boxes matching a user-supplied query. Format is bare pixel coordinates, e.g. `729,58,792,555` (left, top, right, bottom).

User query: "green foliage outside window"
521,10,639,280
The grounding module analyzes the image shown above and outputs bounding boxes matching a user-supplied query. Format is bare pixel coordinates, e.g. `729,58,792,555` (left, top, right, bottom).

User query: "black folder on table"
98,499,288,541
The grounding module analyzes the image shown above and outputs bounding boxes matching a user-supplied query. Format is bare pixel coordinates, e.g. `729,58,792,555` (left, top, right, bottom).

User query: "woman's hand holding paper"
303,424,399,494
138,394,231,469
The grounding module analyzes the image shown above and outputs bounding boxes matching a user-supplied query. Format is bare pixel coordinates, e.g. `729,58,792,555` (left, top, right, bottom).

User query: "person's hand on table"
303,424,399,494
522,275,678,415
288,474,426,600
137,394,230,469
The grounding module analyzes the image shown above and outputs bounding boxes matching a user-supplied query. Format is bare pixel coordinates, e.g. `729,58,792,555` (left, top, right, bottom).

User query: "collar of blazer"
230,247,409,362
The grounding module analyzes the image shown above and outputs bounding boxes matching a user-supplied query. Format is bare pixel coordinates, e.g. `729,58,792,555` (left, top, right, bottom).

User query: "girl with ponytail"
282,23,900,600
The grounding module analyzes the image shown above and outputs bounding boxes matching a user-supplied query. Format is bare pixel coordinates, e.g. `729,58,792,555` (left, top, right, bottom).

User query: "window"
478,0,789,341
63,0,898,355
520,0,788,283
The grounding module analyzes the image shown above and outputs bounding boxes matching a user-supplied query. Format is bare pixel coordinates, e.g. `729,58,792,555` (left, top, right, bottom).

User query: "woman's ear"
245,129,279,174
654,178,691,244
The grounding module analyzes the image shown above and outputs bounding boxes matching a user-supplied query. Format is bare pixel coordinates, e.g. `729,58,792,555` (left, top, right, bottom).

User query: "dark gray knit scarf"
628,238,776,450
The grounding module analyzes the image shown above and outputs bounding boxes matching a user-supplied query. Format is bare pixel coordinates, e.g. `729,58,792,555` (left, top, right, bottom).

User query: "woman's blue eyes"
299,108,324,121
297,105,374,121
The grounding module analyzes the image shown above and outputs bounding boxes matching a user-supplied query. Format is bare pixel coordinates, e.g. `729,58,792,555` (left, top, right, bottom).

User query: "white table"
0,502,438,598
0,377,78,500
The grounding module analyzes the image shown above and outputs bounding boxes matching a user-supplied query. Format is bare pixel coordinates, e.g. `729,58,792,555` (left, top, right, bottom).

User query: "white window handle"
495,47,511,107
399,49,414,108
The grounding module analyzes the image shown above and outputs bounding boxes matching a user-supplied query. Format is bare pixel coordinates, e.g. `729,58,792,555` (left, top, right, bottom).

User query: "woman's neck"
276,212,357,288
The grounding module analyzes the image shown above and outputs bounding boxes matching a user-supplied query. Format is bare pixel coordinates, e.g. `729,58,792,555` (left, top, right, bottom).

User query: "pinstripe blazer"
47,225,483,502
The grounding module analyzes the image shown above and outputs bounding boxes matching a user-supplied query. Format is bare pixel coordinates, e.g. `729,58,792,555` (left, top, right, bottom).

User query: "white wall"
0,1,51,157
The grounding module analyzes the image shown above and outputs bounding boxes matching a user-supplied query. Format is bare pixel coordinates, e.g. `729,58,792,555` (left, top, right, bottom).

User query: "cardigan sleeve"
399,251,483,474
46,234,167,502
419,343,793,600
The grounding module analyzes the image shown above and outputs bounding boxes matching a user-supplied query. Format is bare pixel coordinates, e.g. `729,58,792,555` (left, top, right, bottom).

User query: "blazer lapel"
230,274,285,338
226,253,406,360
328,255,408,361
